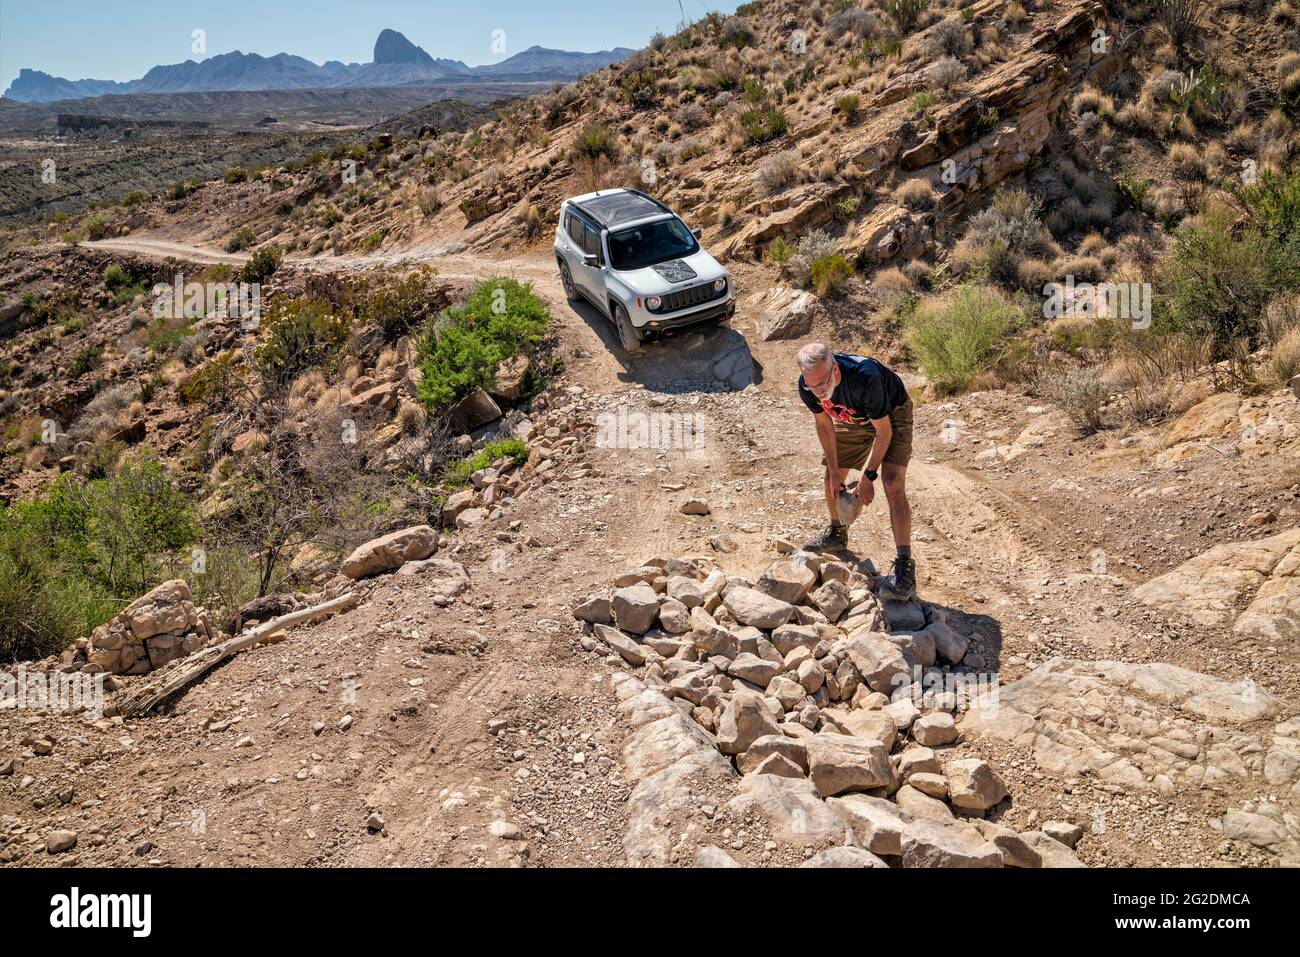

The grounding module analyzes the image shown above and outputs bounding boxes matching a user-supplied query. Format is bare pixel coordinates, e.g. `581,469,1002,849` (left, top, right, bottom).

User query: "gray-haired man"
796,343,917,600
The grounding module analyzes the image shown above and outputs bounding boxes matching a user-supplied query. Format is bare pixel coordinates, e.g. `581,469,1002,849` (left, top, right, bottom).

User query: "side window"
566,212,584,247
582,223,602,260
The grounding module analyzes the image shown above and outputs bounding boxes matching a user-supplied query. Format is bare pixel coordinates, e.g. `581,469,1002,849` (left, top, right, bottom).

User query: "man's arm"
864,415,892,474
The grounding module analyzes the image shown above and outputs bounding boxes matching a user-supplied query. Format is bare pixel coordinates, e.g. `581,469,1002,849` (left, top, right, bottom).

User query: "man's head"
798,343,839,401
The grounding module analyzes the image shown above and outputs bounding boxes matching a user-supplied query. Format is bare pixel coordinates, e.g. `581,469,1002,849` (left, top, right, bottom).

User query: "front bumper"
634,296,735,338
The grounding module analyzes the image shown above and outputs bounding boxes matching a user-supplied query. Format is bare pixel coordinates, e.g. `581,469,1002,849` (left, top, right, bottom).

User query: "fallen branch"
115,592,358,718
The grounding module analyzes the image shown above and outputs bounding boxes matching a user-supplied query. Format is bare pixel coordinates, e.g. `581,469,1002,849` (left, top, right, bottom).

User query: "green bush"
224,167,248,184
226,226,257,252
443,438,529,488
359,265,440,339
574,124,616,160
241,243,284,284
1161,204,1272,353
0,453,195,661
905,285,1017,393
740,107,788,145
416,277,550,408
254,297,351,387
811,254,853,297
103,262,147,305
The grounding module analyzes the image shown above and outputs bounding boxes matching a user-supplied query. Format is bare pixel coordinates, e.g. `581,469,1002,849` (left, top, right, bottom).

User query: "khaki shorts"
822,399,914,471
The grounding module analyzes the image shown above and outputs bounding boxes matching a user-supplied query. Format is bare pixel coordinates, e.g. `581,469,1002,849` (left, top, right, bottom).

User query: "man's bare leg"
879,463,917,599
881,463,911,549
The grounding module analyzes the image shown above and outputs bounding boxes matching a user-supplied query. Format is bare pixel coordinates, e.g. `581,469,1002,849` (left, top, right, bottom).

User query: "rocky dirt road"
6,236,1296,868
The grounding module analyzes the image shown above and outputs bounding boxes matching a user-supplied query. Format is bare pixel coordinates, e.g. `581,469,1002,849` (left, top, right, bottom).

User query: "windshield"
607,217,699,271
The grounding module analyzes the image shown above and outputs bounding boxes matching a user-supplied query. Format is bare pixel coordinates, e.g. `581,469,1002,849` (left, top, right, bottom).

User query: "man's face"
804,359,839,402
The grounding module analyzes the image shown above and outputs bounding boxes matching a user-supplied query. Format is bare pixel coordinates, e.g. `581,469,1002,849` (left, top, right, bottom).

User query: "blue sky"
0,0,741,88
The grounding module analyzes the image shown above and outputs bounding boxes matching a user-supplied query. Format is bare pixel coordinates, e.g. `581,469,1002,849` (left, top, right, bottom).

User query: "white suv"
554,188,735,353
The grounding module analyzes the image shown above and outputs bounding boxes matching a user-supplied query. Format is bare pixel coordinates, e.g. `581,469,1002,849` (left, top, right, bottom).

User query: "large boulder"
900,818,1003,868
806,733,896,797
447,387,502,432
716,690,781,755
89,579,218,676
1134,528,1300,641
340,525,437,579
945,758,1009,812
723,586,795,629
844,632,910,693
755,560,817,605
611,584,660,635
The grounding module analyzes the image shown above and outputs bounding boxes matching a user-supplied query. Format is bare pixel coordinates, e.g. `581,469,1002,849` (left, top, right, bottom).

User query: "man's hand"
825,464,846,493
855,476,875,504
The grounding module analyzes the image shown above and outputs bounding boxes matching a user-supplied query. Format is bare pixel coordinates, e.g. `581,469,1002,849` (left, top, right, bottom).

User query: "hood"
615,248,726,295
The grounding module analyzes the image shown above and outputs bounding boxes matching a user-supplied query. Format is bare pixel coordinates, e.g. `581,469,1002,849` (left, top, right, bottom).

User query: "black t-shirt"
797,353,908,426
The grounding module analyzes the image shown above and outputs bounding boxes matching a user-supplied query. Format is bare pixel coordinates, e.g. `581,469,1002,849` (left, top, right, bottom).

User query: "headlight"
713,277,727,292
646,296,662,310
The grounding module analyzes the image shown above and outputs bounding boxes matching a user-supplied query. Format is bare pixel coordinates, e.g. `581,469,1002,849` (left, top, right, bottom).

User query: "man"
796,343,917,600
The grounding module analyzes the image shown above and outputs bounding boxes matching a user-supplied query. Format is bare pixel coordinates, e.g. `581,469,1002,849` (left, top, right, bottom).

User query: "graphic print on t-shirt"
819,399,865,424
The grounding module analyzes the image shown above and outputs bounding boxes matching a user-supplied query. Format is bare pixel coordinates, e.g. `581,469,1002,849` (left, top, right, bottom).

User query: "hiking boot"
804,523,848,553
879,557,917,601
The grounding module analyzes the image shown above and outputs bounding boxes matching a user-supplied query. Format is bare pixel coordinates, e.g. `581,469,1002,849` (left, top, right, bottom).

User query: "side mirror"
583,253,600,268
691,227,702,239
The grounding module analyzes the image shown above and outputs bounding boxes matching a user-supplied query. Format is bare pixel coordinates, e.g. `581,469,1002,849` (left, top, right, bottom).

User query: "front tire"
612,303,642,354
559,261,578,302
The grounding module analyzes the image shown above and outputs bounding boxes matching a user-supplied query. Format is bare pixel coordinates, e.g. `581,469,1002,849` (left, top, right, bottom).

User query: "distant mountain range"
4,29,635,103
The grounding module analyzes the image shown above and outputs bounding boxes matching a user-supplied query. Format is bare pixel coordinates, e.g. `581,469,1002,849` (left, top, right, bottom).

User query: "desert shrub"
1268,326,1300,385
1154,0,1203,54
620,70,659,108
0,453,195,660
575,124,616,160
927,57,967,91
103,263,147,304
1040,364,1108,433
720,16,752,48
786,229,840,287
835,94,862,120
226,226,257,252
82,214,110,240
69,383,135,442
358,265,441,340
739,107,788,145
416,277,550,408
927,18,970,57
674,102,710,130
241,244,283,284
905,285,1017,392
883,0,929,34
224,167,248,184
1244,170,1300,292
443,438,529,489
70,345,103,378
811,254,854,297
896,178,935,209
758,149,801,193
254,297,351,388
910,91,938,111
954,188,1055,286
1161,204,1273,354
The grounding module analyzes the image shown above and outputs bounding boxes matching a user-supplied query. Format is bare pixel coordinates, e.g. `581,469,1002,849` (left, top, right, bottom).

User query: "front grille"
653,280,726,314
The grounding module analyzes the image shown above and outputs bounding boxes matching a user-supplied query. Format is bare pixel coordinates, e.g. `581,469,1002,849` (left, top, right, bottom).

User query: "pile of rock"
442,391,598,531
576,552,1084,867
68,580,220,676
